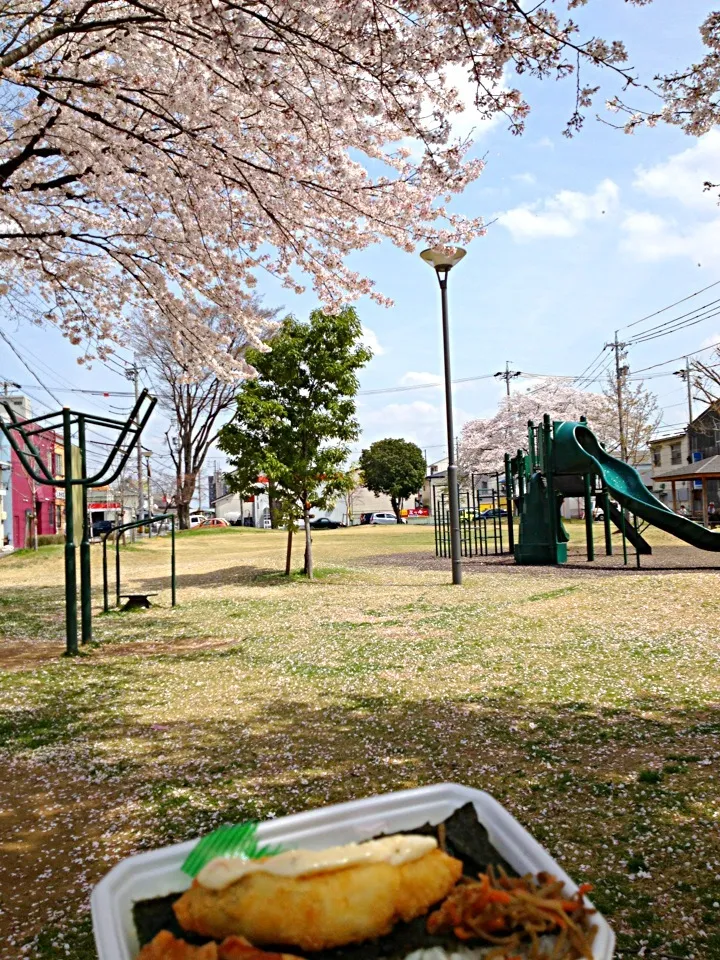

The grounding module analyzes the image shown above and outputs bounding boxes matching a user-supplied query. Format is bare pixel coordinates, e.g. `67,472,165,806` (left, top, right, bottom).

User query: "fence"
433,474,513,559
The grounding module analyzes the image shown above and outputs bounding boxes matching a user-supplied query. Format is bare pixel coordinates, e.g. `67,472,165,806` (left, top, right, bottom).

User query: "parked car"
482,508,508,519
92,519,115,538
200,517,230,527
359,512,374,525
310,517,345,530
369,512,406,525
189,514,206,528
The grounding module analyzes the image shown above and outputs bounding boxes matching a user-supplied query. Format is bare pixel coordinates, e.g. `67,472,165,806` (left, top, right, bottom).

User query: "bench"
119,593,158,610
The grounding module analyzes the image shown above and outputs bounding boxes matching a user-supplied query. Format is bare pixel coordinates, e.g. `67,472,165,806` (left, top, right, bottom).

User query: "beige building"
649,431,692,507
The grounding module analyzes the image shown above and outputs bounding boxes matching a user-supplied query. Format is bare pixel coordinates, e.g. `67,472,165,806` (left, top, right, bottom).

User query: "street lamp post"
420,246,466,586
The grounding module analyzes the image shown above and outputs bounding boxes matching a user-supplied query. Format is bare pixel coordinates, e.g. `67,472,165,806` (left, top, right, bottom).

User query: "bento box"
91,782,615,960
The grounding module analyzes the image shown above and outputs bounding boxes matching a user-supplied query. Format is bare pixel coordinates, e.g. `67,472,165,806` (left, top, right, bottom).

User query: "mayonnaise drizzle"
197,834,438,891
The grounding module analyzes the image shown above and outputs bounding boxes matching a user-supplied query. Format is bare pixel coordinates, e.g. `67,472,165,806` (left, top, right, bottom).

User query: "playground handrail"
102,515,176,612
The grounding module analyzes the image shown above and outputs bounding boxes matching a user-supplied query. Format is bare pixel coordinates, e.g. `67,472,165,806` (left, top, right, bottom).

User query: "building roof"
649,431,685,446
653,455,720,481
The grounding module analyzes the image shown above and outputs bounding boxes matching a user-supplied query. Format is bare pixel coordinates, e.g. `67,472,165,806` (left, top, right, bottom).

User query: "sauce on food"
197,834,437,890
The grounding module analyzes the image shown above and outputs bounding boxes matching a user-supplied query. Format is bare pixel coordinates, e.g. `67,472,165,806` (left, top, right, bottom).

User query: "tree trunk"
303,503,313,580
177,501,190,530
268,481,278,529
391,495,402,523
285,527,293,576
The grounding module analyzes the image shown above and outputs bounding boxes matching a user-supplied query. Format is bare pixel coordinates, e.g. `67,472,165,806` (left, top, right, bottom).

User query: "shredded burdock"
427,867,597,960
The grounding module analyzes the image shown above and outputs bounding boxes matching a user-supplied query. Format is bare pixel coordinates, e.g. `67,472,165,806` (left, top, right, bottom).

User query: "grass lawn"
1,524,719,959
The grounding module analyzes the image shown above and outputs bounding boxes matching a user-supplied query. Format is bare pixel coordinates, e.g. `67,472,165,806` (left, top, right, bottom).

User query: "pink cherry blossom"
0,1,689,373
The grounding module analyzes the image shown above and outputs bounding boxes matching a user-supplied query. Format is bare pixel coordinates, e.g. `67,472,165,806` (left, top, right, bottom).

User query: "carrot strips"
427,867,597,960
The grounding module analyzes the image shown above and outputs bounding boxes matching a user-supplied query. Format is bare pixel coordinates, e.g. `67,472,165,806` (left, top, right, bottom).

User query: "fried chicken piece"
173,848,463,951
218,937,302,960
136,931,303,960
137,930,218,960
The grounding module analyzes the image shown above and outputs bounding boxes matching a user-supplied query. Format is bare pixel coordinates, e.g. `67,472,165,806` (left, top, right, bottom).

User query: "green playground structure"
508,414,720,565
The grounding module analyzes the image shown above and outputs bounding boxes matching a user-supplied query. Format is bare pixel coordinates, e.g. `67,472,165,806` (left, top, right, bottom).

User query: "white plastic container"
91,783,614,960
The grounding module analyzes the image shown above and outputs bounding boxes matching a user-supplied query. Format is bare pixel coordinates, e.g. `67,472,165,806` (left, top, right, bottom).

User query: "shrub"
37,533,65,546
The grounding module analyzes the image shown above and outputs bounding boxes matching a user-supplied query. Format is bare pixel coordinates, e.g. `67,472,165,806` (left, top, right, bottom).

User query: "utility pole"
145,451,152,536
124,362,144,527
674,357,695,508
673,357,694,432
607,332,629,462
494,361,522,397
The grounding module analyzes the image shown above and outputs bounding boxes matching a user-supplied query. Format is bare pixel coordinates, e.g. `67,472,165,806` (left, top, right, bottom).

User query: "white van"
369,512,406,525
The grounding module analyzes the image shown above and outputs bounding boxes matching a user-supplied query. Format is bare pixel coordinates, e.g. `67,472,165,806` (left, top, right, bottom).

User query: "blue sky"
2,0,720,478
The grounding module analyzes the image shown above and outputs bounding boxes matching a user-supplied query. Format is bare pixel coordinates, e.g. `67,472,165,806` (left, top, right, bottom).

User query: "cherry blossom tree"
460,377,661,474
609,11,720,143
0,0,688,372
131,298,279,528
459,379,620,475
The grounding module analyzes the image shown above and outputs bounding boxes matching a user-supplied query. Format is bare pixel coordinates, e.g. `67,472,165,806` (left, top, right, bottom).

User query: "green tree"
219,308,371,579
359,439,427,523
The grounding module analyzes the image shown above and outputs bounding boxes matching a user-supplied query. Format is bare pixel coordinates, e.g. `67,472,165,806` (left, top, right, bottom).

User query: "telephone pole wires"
495,361,522,397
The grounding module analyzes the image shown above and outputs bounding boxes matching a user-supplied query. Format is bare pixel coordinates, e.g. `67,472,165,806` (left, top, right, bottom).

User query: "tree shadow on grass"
2,686,719,957
127,563,351,593
126,692,720,957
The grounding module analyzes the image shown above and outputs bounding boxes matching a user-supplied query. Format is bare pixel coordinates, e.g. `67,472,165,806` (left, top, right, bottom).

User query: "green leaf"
181,822,283,877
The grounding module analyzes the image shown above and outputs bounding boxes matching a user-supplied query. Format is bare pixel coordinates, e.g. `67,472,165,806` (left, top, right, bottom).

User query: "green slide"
553,421,720,552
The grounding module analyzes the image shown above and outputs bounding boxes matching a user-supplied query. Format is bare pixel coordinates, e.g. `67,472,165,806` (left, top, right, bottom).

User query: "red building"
10,429,58,549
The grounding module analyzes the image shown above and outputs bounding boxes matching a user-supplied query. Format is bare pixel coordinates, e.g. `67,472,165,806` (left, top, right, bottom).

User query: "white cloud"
442,63,504,144
394,65,506,160
701,332,720,350
512,172,537,185
359,397,473,451
399,371,443,387
361,325,385,356
620,211,720,267
633,131,720,211
618,134,720,269
498,178,619,241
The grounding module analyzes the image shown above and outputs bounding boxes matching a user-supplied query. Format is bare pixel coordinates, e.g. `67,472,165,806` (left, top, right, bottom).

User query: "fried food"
137,931,217,960
174,848,463,951
136,930,303,960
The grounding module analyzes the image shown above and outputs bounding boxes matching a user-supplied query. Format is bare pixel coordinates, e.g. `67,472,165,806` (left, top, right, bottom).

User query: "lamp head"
420,246,467,277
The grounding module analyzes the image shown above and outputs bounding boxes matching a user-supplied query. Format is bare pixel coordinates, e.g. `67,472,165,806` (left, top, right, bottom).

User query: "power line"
573,345,608,387
358,373,497,395
0,328,64,407
2,383,136,397
621,279,720,331
631,341,720,376
627,301,720,346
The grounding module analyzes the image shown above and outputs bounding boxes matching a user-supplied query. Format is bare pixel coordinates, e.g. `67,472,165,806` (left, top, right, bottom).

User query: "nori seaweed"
440,802,518,880
132,802,516,956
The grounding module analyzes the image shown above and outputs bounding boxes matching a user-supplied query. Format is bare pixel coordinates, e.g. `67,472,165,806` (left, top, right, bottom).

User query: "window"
431,465,438,474
54,452,63,476
671,443,682,465
653,449,662,467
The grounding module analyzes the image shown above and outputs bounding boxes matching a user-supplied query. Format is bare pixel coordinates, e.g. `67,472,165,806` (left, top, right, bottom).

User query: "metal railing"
434,484,512,559
102,515,176,612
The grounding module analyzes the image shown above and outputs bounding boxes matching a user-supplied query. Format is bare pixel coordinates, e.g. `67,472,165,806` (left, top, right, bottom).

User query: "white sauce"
197,834,437,891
